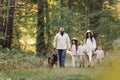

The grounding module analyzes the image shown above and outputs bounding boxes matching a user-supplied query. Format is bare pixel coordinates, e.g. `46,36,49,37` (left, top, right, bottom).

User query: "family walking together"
53,27,104,68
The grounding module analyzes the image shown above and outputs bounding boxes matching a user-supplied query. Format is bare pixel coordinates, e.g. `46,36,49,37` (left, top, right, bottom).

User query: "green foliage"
30,0,37,3
0,48,40,71
48,1,81,37
0,32,5,40
112,38,120,50
0,0,119,53
95,9,120,50
13,1,37,52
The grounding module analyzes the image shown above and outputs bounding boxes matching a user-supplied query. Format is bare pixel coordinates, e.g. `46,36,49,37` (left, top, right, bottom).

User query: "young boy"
77,40,86,67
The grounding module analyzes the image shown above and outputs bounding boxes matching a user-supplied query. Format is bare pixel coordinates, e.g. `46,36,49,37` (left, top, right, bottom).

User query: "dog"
48,53,58,68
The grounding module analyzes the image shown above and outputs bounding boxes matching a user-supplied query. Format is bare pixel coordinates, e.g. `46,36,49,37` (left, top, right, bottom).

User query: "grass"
0,49,120,80
1,67,96,80
0,56,104,80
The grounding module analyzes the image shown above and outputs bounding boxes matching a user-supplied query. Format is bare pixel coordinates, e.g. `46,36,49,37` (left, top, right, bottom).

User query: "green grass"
0,50,120,80
0,57,103,80
1,50,120,80
1,67,96,80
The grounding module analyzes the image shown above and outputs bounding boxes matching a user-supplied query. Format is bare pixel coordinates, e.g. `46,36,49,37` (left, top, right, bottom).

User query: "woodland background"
0,0,120,55
0,0,120,80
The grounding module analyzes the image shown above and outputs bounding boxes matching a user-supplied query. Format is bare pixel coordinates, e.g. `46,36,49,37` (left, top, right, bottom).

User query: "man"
53,27,71,68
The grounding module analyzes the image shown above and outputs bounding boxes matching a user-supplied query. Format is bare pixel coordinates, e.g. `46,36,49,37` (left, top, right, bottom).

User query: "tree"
36,0,45,56
88,0,104,30
0,0,4,46
45,0,51,51
3,0,15,48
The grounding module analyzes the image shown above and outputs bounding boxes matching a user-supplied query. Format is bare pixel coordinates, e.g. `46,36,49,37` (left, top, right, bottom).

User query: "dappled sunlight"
19,27,27,32
114,2,120,17
49,0,57,6
19,35,36,52
13,1,37,52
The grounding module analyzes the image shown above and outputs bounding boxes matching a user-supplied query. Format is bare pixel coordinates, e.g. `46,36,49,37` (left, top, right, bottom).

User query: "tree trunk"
3,0,15,48
36,0,45,56
0,0,4,46
45,0,51,52
0,0,4,29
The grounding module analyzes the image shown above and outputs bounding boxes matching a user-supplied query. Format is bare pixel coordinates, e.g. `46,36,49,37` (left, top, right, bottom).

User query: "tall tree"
88,0,104,30
0,0,4,30
0,0,4,46
45,0,51,51
3,0,15,48
36,0,45,56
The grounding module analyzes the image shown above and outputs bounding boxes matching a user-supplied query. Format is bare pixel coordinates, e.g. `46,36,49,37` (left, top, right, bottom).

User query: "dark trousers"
58,49,66,67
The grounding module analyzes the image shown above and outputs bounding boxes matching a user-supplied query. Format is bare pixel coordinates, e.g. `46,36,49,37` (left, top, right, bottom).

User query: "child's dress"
71,44,77,67
95,50,104,59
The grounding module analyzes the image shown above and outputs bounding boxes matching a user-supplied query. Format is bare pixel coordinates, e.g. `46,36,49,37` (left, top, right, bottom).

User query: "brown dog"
48,54,58,68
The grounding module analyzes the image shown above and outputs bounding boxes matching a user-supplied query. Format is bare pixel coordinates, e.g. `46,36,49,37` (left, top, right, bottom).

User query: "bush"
0,48,41,71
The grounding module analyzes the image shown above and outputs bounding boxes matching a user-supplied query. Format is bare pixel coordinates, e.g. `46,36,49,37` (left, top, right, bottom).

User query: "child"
95,46,104,63
77,40,86,67
71,37,78,67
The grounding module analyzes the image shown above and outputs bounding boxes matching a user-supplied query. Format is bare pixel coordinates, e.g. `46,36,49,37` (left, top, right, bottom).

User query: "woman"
84,30,96,67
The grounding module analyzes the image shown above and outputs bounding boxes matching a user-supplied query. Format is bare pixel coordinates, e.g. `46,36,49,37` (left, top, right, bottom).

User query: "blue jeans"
58,49,66,67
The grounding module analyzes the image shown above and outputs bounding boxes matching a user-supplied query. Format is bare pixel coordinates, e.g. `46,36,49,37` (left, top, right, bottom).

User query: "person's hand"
92,49,95,53
68,48,71,51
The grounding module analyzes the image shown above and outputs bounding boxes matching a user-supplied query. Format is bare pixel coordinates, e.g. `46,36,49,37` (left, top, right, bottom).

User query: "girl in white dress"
77,40,86,67
95,46,104,63
71,37,78,67
84,30,96,67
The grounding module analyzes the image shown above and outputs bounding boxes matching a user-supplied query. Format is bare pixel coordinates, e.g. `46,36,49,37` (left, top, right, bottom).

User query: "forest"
0,0,120,80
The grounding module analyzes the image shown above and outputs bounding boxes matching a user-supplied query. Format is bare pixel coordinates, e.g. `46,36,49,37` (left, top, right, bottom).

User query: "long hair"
85,32,93,43
72,40,78,50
